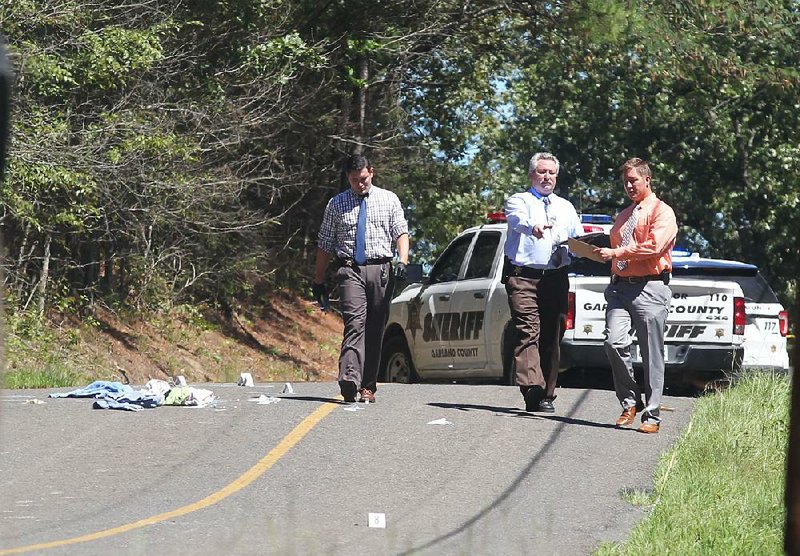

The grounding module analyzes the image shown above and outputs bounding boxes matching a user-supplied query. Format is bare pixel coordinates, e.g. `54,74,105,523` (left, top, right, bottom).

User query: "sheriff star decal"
406,296,423,340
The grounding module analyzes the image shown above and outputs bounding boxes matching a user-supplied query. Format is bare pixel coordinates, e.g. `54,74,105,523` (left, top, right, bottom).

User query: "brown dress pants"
505,270,569,397
336,262,394,392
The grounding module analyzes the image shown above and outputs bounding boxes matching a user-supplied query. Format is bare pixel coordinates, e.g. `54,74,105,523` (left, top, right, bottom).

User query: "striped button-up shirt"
317,186,408,260
609,192,677,277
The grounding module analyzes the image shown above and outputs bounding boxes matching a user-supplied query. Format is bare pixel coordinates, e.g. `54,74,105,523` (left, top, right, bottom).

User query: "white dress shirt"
504,189,583,269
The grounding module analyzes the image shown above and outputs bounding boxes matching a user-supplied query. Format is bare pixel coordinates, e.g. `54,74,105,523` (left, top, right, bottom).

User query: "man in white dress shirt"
503,152,583,413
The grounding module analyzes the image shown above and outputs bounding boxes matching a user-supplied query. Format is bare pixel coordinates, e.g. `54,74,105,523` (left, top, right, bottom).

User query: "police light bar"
487,211,506,223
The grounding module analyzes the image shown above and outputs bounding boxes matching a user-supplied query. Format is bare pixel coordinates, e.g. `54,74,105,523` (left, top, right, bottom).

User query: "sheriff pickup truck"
379,221,754,384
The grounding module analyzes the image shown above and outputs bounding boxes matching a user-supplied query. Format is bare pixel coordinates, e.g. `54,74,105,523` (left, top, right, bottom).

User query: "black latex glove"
394,262,407,281
311,282,329,311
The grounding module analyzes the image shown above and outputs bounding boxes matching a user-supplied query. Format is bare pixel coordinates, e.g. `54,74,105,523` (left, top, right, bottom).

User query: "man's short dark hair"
621,157,651,179
342,154,371,174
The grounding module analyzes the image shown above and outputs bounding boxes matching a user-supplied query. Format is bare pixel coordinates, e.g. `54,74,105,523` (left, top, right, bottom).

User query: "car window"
463,231,501,280
428,232,474,284
679,272,780,303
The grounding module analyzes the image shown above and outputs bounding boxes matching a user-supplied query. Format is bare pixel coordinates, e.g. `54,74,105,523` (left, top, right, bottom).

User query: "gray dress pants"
336,262,394,392
603,280,671,424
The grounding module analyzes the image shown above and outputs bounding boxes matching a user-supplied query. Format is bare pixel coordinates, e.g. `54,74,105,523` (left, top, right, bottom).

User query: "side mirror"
405,263,424,284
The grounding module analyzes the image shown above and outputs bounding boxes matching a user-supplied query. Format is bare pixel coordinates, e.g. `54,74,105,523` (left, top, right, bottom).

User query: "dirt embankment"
71,290,343,385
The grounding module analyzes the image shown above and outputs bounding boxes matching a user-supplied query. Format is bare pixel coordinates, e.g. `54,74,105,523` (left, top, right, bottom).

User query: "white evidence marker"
368,513,386,528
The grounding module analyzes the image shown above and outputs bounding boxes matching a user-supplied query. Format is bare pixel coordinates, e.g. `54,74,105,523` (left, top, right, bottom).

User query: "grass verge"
596,372,789,555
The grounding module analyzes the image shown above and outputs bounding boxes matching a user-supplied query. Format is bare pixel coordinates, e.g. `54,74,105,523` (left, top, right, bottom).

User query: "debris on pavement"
427,418,453,425
237,372,254,387
48,379,217,411
250,394,281,405
163,386,216,407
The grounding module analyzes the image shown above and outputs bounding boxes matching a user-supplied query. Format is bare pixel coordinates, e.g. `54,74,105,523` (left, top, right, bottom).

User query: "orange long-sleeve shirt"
609,192,677,277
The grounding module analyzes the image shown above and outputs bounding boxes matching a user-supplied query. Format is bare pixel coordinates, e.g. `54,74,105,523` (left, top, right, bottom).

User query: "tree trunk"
14,222,31,296
37,234,52,316
356,54,368,150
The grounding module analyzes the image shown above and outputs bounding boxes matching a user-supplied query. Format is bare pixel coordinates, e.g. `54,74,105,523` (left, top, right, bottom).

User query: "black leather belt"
611,272,670,284
337,257,392,268
509,264,567,280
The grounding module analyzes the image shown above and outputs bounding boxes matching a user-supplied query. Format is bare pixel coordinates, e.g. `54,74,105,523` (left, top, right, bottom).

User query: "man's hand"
311,282,329,311
595,247,614,262
394,262,407,281
532,223,553,239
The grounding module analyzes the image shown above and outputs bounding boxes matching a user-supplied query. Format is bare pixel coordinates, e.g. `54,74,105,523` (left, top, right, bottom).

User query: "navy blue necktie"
354,195,367,264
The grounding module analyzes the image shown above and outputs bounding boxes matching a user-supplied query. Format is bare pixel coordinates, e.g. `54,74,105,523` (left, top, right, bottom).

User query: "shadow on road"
427,402,525,416
278,395,347,404
538,414,625,430
558,366,713,397
557,367,615,391
426,401,624,431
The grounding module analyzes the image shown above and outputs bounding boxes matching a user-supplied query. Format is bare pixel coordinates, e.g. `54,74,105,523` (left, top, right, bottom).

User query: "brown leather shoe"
359,388,376,403
615,406,637,426
637,422,660,434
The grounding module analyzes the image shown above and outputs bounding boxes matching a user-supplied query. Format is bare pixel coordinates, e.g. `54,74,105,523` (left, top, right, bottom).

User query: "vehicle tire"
380,335,418,384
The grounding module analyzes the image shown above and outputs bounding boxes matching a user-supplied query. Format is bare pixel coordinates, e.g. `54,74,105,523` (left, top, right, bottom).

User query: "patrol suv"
561,235,789,375
380,222,788,383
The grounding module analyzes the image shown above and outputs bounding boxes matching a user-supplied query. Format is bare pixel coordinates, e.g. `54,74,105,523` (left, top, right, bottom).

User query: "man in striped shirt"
595,158,678,434
313,154,409,403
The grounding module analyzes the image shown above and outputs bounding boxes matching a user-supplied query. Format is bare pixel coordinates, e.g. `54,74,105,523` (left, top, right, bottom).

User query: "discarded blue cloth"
49,381,134,399
93,398,144,412
94,391,163,410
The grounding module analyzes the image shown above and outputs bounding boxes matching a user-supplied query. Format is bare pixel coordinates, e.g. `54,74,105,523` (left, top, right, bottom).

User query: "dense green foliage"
1,1,798,329
597,373,789,555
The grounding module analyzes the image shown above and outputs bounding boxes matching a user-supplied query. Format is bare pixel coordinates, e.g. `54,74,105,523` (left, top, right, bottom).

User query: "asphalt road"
0,377,695,555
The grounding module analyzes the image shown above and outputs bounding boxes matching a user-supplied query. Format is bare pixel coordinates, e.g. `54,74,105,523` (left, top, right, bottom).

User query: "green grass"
2,313,95,389
597,373,789,555
2,366,88,389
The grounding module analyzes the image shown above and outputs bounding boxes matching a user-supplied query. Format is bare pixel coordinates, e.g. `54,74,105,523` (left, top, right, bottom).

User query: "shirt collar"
527,188,552,202
636,191,657,209
346,188,371,201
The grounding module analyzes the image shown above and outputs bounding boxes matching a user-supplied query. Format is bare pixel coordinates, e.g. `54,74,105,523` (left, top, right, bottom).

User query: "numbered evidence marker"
368,512,386,529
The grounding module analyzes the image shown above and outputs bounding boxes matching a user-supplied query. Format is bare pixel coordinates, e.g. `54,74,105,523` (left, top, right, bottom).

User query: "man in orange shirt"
595,158,677,434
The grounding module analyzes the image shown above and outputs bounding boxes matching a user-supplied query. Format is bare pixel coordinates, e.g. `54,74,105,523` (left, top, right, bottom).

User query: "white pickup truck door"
743,302,786,366
410,232,475,371
446,230,503,372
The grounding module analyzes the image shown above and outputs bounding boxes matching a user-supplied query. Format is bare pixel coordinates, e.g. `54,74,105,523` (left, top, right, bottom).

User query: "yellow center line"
1,400,340,555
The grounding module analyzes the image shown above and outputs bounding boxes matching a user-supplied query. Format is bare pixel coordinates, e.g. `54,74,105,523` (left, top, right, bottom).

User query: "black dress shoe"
524,386,545,412
537,398,555,413
339,380,358,403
